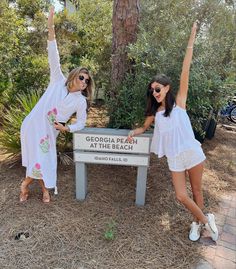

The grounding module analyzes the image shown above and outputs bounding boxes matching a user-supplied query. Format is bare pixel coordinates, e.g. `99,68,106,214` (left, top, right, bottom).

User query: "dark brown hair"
145,74,175,117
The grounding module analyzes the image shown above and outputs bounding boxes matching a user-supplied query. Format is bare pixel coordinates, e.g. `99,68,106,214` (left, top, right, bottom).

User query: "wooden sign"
73,127,152,206
74,132,150,154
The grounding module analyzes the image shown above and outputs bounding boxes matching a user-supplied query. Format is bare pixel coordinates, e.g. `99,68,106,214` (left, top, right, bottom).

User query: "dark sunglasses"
149,87,162,94
78,75,90,84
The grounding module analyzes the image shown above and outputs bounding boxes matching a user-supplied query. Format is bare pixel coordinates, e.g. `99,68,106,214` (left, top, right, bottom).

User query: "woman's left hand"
191,20,198,35
186,21,198,50
48,6,55,28
54,122,68,132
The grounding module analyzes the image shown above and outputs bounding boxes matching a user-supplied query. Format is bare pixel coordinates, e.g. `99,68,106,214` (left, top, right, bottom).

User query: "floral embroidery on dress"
39,134,50,153
32,163,43,178
47,107,57,125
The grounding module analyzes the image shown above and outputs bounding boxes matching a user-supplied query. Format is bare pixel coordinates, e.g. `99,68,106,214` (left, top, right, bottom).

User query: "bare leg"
20,177,33,202
188,162,204,222
38,179,50,203
171,171,207,224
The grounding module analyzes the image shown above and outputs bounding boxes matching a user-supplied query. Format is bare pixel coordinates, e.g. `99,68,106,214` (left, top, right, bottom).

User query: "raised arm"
47,6,64,83
48,6,55,41
176,21,198,109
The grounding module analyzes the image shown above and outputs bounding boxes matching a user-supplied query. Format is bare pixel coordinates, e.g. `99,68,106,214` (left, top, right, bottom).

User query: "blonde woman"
20,6,94,203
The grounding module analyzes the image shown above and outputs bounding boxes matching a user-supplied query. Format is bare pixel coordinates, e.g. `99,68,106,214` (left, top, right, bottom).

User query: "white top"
150,105,201,158
20,40,87,188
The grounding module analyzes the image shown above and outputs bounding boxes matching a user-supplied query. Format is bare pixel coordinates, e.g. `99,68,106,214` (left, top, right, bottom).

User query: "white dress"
150,105,201,158
21,40,87,188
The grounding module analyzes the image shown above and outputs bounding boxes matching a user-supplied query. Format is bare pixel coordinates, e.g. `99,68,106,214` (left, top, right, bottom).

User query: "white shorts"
167,148,206,172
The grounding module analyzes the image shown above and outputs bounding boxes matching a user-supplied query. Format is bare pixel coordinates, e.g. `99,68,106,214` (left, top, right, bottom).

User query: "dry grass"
0,108,235,269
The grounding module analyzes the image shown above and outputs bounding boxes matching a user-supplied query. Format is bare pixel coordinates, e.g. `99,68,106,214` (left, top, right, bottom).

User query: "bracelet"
48,25,55,29
187,46,193,49
128,130,135,137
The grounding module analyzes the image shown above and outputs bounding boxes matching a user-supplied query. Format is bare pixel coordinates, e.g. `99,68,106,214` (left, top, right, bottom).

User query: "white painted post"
75,162,87,200
136,166,148,206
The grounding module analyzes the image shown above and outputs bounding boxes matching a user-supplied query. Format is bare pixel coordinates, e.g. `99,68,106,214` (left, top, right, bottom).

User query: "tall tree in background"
111,0,140,94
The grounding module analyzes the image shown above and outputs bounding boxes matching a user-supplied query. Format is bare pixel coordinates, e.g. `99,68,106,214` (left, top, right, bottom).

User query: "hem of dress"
26,173,56,189
26,172,42,180
185,156,206,170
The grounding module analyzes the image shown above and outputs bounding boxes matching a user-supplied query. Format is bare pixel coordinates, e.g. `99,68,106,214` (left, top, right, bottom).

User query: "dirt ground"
0,111,235,269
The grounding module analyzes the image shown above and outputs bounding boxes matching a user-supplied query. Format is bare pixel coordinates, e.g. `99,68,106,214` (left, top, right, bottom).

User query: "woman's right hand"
127,116,154,142
127,130,135,143
189,21,198,44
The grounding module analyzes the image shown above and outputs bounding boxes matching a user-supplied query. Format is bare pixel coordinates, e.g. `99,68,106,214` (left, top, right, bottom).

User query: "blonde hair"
65,67,94,100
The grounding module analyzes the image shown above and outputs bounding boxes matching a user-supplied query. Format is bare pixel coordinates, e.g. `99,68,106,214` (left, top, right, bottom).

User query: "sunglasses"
78,75,90,85
149,87,163,94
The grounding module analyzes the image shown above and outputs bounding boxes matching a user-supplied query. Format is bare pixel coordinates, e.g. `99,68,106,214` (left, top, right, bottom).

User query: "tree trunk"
111,0,140,95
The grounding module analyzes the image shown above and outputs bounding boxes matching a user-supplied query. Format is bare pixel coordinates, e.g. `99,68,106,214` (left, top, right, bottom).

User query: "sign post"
73,128,152,206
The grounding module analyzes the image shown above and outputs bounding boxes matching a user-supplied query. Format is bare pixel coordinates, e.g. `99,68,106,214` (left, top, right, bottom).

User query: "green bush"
107,71,150,129
0,90,42,159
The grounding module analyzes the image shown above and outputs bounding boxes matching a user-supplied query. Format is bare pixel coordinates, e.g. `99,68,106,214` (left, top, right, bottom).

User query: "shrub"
0,90,42,159
106,72,150,129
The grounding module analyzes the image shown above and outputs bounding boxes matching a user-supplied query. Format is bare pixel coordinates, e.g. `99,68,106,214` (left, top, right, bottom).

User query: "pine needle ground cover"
0,108,235,269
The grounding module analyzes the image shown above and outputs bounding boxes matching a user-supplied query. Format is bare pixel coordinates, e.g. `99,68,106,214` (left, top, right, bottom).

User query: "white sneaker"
189,221,202,241
205,213,219,241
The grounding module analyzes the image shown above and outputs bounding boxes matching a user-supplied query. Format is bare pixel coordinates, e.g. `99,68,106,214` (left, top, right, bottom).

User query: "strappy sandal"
42,190,50,203
19,191,29,202
19,183,29,202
